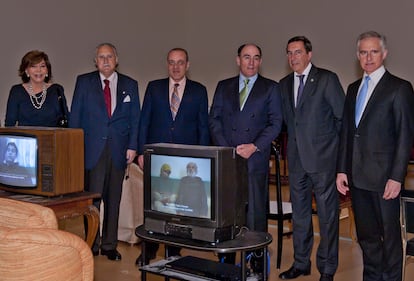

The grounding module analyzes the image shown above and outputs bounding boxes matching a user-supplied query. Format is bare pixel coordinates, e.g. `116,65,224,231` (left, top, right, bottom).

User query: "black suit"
337,70,414,280
280,65,345,275
138,77,209,261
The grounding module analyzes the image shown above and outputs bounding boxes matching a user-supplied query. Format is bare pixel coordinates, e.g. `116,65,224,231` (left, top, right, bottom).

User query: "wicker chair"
0,197,94,281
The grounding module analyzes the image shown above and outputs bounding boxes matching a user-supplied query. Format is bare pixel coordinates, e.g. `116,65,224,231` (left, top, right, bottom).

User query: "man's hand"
236,143,258,159
383,179,401,200
138,155,144,170
336,173,349,195
126,149,136,165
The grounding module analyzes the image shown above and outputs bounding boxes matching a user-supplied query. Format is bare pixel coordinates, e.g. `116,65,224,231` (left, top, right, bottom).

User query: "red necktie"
103,79,111,117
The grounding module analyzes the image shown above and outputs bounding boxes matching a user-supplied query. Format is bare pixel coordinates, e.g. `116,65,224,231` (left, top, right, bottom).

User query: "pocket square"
123,95,131,103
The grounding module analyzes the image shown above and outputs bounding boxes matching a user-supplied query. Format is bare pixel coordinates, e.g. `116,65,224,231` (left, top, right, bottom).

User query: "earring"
26,73,29,78
45,74,48,77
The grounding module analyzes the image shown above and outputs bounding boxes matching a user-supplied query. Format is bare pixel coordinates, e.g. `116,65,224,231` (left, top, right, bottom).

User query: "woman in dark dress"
5,50,69,127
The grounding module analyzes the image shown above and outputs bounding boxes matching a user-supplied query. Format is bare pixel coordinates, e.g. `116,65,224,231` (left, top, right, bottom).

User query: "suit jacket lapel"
359,71,391,123
92,72,109,118
243,75,271,112
286,74,295,111
231,77,241,112
161,79,174,120
114,74,124,116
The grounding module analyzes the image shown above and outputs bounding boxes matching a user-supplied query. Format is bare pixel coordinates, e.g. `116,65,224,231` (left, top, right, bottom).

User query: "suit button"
245,128,250,132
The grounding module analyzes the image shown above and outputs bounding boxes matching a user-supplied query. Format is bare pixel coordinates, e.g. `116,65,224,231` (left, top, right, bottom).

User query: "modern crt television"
0,127,84,196
143,143,248,243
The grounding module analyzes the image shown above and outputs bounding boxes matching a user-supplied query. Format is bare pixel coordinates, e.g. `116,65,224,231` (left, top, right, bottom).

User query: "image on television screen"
0,135,37,188
150,154,211,219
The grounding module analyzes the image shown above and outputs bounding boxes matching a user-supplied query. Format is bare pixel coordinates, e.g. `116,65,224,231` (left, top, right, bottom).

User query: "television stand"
135,225,272,281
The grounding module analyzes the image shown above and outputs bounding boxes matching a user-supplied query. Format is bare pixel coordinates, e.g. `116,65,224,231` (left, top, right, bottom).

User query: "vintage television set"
0,127,84,196
143,143,248,243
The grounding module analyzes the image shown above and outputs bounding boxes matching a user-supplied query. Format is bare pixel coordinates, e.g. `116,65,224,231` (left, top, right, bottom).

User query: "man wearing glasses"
136,47,210,266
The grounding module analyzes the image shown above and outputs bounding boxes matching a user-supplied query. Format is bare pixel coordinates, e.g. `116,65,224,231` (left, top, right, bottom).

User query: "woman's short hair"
18,50,52,83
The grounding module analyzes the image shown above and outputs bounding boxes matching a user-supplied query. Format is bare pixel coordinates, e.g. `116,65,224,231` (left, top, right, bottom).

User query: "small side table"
0,190,100,248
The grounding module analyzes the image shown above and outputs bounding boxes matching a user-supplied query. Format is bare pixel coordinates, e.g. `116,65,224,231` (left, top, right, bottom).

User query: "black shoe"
92,249,99,256
320,273,333,281
135,254,150,266
101,249,122,261
279,266,311,279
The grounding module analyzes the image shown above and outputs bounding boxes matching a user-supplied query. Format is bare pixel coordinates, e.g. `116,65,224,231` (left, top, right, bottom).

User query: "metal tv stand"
135,225,272,281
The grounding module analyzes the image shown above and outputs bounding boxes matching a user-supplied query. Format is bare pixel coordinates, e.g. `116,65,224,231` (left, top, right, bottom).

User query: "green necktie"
239,79,249,110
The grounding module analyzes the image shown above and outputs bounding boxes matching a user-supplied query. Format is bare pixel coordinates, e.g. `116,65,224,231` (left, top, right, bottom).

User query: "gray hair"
357,31,387,51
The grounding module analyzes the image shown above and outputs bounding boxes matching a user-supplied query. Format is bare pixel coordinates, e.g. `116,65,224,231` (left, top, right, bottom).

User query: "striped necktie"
239,79,249,110
171,83,180,120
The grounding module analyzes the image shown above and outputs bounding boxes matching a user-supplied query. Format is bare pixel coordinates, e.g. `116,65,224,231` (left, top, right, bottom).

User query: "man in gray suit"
337,31,414,281
279,36,345,281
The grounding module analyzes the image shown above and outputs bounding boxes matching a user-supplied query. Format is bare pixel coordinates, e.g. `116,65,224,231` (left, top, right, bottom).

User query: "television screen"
150,154,211,219
144,143,248,243
0,134,37,188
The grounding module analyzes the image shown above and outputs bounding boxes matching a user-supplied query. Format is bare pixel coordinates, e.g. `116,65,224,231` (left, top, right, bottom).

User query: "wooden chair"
401,189,414,281
267,140,293,270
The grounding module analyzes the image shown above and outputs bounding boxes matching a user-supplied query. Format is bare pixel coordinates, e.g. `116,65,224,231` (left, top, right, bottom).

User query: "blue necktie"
355,76,370,126
296,75,305,107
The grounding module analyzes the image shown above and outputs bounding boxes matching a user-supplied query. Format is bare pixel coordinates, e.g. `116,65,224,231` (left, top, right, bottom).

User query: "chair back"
271,141,284,215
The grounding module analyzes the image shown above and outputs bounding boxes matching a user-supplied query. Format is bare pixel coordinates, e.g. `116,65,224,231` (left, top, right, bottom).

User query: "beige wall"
0,0,413,123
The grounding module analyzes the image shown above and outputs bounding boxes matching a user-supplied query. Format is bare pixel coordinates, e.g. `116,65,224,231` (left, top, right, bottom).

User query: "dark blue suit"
70,70,140,252
209,74,283,231
70,71,140,170
138,78,210,154
138,77,209,260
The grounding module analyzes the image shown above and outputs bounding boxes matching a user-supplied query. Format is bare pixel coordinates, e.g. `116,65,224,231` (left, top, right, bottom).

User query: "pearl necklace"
27,83,47,110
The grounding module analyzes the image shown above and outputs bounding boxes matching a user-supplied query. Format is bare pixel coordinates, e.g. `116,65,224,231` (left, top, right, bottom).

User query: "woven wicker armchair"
0,198,94,281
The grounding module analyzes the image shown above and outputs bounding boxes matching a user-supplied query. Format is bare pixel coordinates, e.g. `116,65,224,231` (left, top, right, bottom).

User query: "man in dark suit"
209,43,282,276
136,47,210,265
278,36,345,281
337,31,414,281
70,43,140,261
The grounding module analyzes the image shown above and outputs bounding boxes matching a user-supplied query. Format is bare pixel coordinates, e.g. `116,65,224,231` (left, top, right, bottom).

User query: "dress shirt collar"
363,65,386,85
169,77,187,99
239,73,258,91
294,62,312,83
99,71,117,86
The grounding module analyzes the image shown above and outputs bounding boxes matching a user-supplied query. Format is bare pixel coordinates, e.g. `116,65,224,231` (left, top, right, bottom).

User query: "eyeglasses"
168,60,186,66
358,50,382,57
